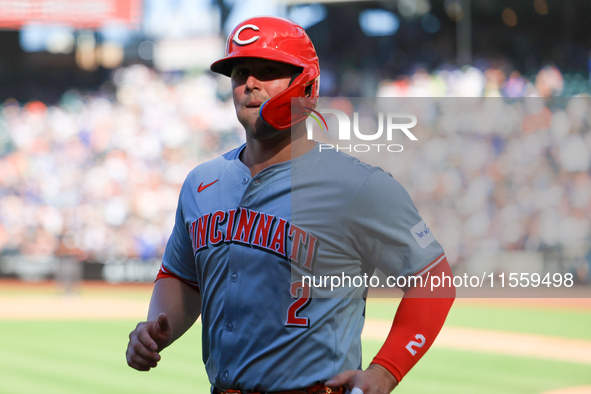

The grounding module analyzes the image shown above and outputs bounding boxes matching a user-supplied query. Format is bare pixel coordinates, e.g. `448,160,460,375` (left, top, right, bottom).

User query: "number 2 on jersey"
285,280,311,327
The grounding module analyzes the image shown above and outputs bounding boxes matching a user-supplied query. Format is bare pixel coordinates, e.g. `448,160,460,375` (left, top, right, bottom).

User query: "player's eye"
232,68,249,79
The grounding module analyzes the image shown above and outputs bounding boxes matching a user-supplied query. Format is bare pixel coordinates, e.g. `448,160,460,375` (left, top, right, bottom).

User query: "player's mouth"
245,101,263,108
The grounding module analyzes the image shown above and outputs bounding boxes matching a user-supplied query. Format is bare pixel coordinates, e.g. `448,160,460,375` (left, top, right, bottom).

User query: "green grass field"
1,285,591,394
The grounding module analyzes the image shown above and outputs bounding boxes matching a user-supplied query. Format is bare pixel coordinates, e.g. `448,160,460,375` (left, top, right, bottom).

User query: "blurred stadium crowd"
0,65,243,270
0,63,590,283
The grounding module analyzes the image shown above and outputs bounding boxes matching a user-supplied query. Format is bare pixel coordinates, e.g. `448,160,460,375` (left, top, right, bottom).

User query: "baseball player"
126,16,455,394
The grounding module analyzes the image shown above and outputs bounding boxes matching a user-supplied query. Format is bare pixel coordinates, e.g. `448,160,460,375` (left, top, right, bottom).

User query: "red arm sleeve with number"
371,257,456,383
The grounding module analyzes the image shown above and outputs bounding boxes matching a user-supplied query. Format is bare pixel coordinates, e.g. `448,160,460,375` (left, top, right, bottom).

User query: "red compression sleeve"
156,266,200,293
371,257,456,383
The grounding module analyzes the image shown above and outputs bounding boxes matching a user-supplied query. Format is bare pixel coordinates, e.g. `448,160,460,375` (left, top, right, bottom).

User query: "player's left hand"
325,364,399,394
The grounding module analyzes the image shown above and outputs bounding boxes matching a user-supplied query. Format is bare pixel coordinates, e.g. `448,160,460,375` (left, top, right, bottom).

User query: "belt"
213,384,346,394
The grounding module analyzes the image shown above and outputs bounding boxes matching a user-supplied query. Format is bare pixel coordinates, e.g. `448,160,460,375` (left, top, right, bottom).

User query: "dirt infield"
0,280,151,319
452,297,591,312
0,295,149,320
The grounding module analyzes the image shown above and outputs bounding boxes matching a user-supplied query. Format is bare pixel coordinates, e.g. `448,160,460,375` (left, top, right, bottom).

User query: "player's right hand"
126,313,172,371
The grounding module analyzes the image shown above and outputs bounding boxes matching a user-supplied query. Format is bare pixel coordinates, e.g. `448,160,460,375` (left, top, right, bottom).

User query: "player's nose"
245,74,262,91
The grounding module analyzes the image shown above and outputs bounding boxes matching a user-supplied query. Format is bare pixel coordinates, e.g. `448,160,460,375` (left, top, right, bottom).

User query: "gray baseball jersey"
161,143,445,392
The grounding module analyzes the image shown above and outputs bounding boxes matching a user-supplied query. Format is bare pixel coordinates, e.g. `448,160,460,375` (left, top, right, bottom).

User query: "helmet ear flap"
260,71,318,130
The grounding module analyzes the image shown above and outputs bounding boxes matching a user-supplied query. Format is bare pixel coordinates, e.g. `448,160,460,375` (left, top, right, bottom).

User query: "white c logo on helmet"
233,24,260,45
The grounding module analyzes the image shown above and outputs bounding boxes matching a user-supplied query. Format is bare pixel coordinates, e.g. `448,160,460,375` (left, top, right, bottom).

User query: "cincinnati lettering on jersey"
189,208,318,271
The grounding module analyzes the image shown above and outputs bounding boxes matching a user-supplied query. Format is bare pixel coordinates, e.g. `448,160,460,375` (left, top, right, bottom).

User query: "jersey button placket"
241,176,253,206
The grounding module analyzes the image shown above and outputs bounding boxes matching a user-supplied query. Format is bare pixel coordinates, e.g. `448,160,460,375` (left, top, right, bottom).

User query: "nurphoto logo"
303,107,418,153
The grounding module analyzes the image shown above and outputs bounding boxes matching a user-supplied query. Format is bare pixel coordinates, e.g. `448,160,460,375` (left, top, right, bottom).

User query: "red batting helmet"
210,16,320,130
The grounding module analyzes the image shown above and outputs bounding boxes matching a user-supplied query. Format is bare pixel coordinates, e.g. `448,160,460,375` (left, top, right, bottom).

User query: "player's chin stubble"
241,115,289,142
